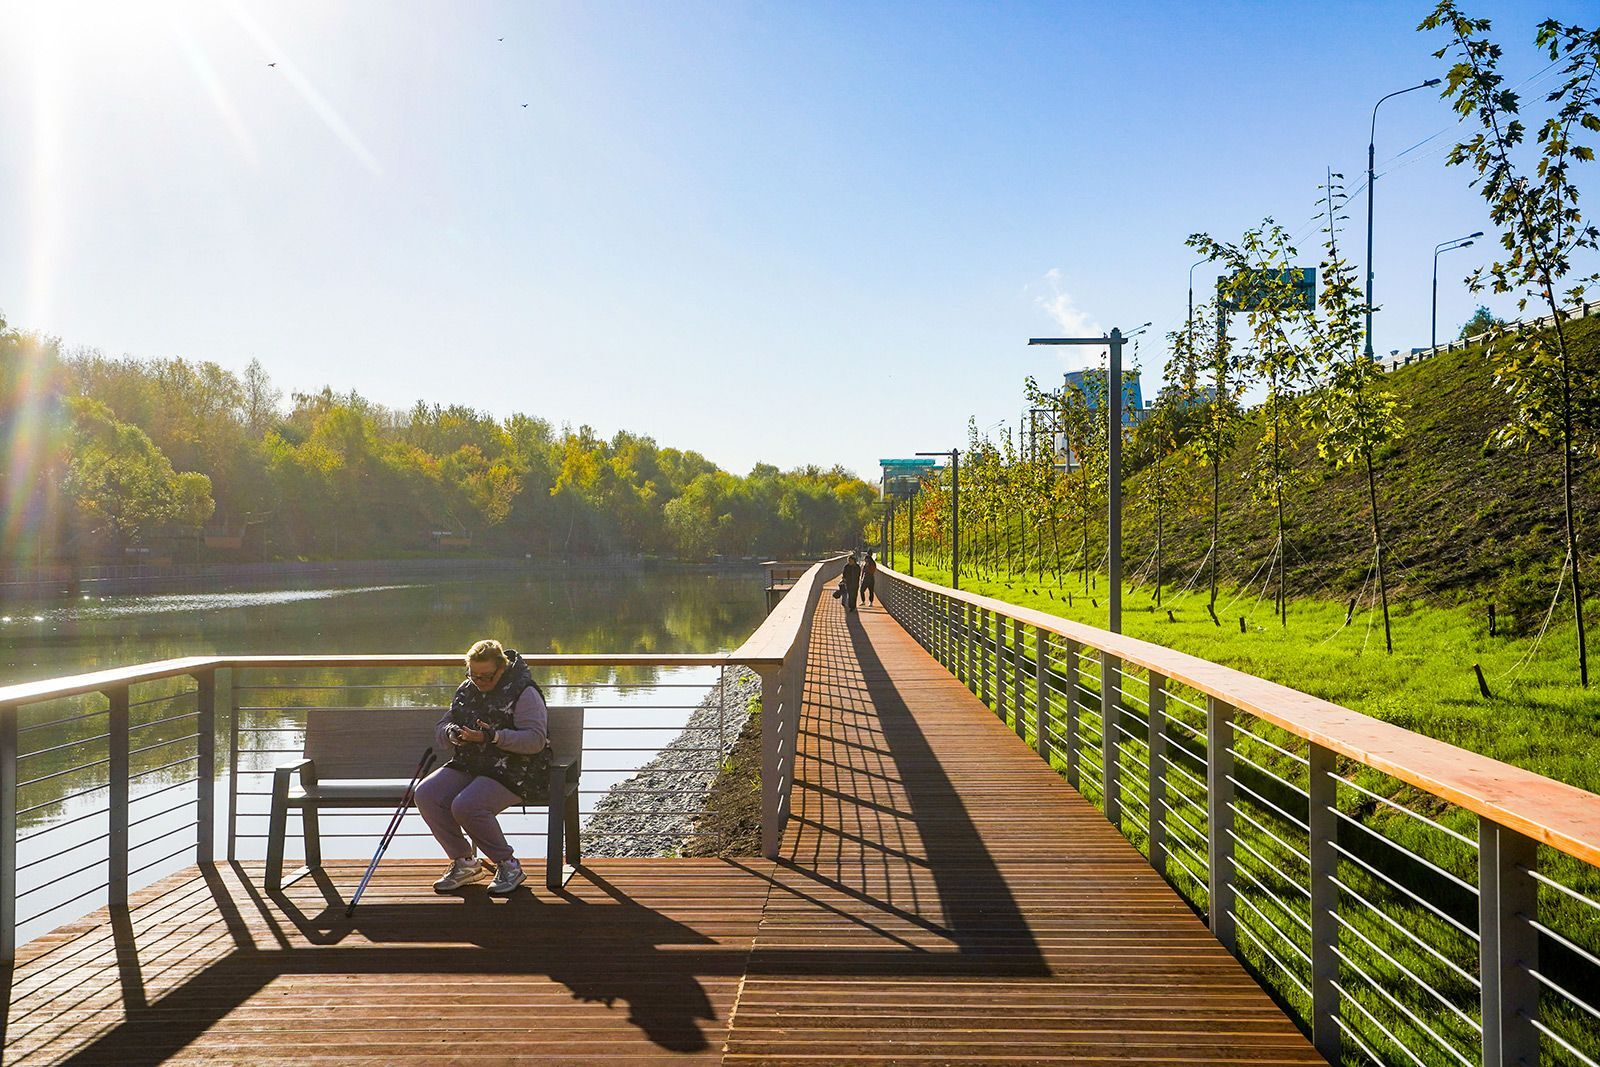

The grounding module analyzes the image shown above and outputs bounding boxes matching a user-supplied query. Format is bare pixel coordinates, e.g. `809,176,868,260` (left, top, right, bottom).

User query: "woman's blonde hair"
465,638,509,669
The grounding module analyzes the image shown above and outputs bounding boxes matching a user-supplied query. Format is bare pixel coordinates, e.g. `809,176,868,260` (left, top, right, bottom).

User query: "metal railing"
878,565,1600,1067
0,554,846,965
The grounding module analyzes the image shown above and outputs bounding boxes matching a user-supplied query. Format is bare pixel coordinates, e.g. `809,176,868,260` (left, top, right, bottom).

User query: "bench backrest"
303,705,583,781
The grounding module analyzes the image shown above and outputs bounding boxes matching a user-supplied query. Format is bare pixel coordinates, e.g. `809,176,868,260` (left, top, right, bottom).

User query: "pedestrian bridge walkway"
2,584,1316,1064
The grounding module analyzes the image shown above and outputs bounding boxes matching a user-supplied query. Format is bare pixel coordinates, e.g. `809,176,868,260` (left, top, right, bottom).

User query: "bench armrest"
273,758,317,794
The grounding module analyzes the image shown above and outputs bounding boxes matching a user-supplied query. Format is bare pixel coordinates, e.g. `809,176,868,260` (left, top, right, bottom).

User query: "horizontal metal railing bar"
1231,892,1312,966
17,783,110,817
1166,846,1211,894
879,565,1600,866
1526,867,1600,912
1334,910,1482,1033
128,709,201,734
1229,747,1309,800
1331,874,1481,987
15,859,110,899
1162,686,1208,716
1156,706,1206,740
1329,807,1479,895
17,732,113,762
16,882,117,927
1228,719,1311,766
129,732,201,760
1227,775,1311,834
1230,856,1312,933
1334,979,1432,1067
1164,815,1212,868
127,794,199,830
1163,777,1211,822
15,833,111,873
1226,805,1311,870
128,754,200,781
1529,1018,1600,1067
1158,751,1209,795
127,687,198,711
1333,773,1479,848
17,758,113,790
1161,731,1209,770
1529,918,1600,971
1234,921,1314,1004
1329,841,1480,941
1227,831,1309,899
1529,969,1600,1023
1332,1016,1393,1067
15,807,108,844
1332,946,1476,1067
128,841,199,879
18,707,110,735
131,820,200,856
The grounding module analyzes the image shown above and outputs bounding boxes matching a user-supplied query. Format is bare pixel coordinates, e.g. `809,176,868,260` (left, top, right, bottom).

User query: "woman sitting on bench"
416,638,552,895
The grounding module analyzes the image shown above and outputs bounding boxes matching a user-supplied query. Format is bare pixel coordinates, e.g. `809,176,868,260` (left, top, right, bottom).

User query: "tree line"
0,325,877,567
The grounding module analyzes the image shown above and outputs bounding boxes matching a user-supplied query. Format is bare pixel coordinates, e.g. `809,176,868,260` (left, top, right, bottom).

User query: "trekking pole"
346,746,436,917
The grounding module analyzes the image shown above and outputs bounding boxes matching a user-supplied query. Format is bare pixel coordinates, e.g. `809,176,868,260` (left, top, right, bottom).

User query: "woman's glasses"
468,667,498,684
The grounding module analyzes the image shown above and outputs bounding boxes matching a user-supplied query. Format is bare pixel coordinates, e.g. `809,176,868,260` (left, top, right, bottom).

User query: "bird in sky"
521,103,528,108
267,62,277,67
498,37,504,42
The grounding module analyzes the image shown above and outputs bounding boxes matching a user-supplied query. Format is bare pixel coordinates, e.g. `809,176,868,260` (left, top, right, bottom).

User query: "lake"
3,562,769,943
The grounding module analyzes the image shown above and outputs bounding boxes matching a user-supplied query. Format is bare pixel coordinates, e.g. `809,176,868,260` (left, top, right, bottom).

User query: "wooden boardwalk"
3,593,1318,1064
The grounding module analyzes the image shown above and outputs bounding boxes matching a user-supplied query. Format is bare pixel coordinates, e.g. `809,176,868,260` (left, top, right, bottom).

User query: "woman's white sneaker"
487,857,525,896
433,857,488,892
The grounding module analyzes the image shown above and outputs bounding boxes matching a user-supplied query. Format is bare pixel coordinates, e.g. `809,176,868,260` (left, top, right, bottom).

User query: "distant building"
1063,369,1150,428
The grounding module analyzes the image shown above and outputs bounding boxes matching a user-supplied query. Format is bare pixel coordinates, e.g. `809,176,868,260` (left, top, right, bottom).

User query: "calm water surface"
5,564,768,943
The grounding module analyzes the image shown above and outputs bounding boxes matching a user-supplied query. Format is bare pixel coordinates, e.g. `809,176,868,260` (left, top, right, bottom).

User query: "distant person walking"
416,639,552,896
842,553,862,613
860,551,877,607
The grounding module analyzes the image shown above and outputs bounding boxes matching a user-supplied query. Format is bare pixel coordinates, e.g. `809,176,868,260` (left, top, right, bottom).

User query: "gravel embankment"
583,667,761,856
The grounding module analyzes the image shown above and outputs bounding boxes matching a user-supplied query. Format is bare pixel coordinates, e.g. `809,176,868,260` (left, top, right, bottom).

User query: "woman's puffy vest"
443,649,552,802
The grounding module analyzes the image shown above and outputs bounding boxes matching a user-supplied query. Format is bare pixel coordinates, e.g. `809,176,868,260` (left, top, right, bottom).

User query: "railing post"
228,669,242,861
107,686,130,908
1479,818,1539,1067
1206,696,1236,952
758,665,785,859
1034,629,1050,759
1011,619,1025,740
992,611,1006,724
1146,673,1167,876
1,702,16,967
1063,640,1080,789
195,669,216,867
1101,653,1121,826
979,608,991,706
961,602,972,688
1308,742,1341,1064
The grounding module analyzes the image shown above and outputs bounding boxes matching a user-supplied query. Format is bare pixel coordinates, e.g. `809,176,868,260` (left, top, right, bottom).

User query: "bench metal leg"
564,790,580,866
266,784,289,893
546,801,564,890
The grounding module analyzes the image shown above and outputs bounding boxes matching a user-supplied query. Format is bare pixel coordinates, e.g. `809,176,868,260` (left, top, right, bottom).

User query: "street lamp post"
915,449,960,590
1432,232,1483,350
1027,324,1148,633
1365,78,1441,361
1188,257,1208,340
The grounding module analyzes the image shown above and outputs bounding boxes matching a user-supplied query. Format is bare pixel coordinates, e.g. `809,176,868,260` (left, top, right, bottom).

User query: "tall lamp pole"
1028,323,1148,633
1188,258,1208,340
915,449,960,590
1365,78,1441,361
1432,232,1482,350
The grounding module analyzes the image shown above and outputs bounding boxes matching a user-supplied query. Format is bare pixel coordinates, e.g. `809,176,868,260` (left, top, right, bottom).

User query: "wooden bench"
267,705,583,893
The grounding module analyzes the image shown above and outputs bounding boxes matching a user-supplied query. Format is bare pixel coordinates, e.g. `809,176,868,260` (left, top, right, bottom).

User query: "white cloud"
1033,269,1106,368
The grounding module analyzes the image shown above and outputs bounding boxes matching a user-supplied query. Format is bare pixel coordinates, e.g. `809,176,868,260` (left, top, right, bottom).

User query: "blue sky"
2,1,1595,479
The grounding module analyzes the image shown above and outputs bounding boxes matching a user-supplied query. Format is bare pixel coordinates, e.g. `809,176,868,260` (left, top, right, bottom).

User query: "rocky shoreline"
583,666,762,856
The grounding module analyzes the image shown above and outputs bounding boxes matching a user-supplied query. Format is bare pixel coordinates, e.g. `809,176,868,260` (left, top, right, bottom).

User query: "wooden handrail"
733,554,850,663
879,565,1600,868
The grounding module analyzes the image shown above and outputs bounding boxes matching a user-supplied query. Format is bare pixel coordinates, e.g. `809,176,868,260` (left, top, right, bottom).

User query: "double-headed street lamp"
915,449,959,590
1432,231,1483,350
1365,77,1442,361
1027,323,1148,634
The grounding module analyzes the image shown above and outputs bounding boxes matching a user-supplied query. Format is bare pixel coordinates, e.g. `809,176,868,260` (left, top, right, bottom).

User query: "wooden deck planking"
722,595,1321,1065
4,858,772,1063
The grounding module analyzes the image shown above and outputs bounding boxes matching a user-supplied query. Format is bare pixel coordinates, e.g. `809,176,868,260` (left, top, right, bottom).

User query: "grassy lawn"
899,560,1599,795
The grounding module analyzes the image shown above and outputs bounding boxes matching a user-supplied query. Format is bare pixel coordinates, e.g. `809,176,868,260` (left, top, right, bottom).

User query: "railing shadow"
748,597,1048,978
5,860,744,1063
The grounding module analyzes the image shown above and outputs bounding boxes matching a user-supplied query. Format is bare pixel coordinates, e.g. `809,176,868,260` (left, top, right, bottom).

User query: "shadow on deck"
3,594,1318,1064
